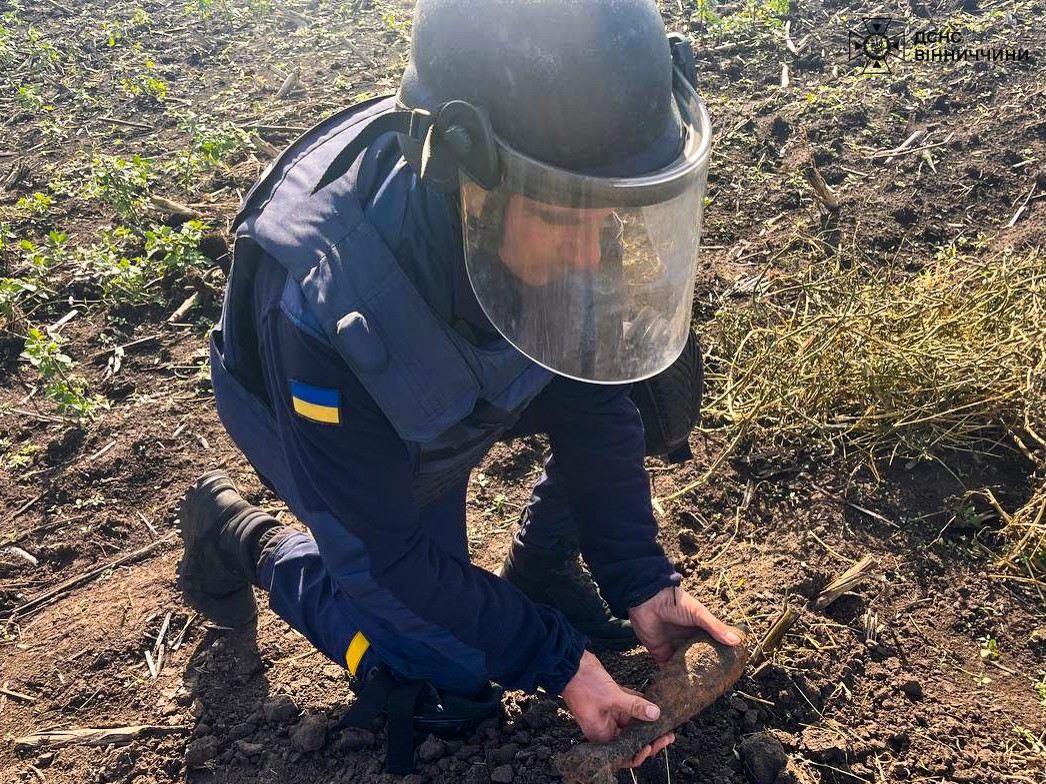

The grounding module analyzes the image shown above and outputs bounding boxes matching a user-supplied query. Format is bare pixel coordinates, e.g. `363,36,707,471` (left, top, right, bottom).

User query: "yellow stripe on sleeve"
345,631,371,675
292,397,341,424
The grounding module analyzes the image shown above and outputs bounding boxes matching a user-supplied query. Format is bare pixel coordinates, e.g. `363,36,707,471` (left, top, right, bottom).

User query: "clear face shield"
460,69,710,384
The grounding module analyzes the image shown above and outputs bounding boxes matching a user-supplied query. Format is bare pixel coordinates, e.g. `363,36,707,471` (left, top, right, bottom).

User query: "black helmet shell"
397,0,683,178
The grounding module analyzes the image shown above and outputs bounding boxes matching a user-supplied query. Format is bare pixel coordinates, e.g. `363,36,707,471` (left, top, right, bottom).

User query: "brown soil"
2,2,1045,784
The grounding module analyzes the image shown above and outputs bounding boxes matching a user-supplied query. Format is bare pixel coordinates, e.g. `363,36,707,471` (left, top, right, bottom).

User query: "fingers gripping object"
555,629,749,784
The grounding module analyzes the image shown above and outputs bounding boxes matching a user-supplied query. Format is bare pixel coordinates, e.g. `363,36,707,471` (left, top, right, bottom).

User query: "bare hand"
560,650,673,756
628,586,743,665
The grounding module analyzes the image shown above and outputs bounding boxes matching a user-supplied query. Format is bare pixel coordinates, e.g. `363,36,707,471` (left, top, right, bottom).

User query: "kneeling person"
176,0,741,773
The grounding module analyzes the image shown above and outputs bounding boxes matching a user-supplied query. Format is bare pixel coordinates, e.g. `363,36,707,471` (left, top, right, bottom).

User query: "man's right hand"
560,650,674,767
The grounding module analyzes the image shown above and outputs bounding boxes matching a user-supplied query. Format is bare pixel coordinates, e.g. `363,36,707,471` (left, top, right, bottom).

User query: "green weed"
39,116,71,143
100,20,124,48
19,231,68,272
20,328,107,419
120,62,168,102
169,113,250,192
1,438,39,469
83,154,154,221
99,9,152,48
16,84,46,112
0,25,13,66
23,25,62,72
77,226,148,301
1013,724,1045,755
0,277,41,323
978,635,1000,660
79,222,212,303
180,112,250,166
184,0,231,21
143,221,211,276
183,0,270,20
701,0,789,35
14,192,52,223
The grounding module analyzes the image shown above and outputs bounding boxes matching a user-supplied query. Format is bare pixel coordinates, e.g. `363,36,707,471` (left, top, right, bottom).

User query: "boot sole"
175,471,258,628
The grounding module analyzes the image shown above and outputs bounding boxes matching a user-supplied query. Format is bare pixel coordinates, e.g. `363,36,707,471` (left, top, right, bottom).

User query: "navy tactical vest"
214,96,554,507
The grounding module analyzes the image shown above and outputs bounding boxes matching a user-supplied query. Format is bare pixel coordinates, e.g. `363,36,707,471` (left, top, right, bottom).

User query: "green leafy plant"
19,231,68,272
1013,723,1045,755
169,113,250,193
39,115,71,142
143,221,211,275
77,226,147,301
177,112,250,165
1,438,39,469
0,277,41,323
121,74,168,101
100,20,124,47
184,0,232,20
700,0,788,35
14,191,52,222
0,25,13,66
978,635,1000,660
16,84,45,112
24,25,60,71
690,0,722,30
953,503,985,531
375,2,410,37
79,222,212,302
120,61,168,102
83,154,154,221
20,328,107,419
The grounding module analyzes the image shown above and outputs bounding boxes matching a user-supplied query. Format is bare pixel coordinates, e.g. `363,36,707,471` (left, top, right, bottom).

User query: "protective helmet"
398,0,687,186
323,0,712,383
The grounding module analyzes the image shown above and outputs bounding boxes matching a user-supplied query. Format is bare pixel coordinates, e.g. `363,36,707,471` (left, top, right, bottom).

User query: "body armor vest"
219,96,553,507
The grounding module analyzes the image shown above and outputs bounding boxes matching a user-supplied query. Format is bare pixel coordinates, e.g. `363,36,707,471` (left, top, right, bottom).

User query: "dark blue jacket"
214,100,678,694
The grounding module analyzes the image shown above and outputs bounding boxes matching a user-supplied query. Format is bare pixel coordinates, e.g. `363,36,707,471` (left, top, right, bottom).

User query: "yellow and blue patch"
290,380,341,425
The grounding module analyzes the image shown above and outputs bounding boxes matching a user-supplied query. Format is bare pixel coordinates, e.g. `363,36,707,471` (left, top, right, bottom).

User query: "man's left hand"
628,586,743,665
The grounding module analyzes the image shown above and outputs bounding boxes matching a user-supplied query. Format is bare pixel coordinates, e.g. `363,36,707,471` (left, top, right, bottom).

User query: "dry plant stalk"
555,629,748,784
751,605,802,665
814,555,879,610
15,725,188,751
804,162,839,211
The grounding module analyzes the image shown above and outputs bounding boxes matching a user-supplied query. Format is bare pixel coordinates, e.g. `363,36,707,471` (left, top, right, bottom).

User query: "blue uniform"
211,98,679,698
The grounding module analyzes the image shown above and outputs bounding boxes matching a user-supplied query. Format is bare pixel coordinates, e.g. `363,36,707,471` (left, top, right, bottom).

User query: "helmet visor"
460,71,710,384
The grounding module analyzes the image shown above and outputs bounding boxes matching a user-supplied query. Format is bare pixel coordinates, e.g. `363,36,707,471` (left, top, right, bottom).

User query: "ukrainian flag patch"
290,380,341,425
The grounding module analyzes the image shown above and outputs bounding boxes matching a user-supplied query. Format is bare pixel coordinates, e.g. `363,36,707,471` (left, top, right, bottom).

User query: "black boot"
175,470,282,628
340,664,503,775
497,537,637,651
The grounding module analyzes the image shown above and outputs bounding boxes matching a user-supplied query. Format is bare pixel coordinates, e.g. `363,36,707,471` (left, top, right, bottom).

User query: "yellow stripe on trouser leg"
345,631,371,675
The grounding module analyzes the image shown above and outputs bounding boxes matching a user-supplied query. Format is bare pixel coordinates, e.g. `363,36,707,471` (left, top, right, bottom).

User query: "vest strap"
311,110,417,194
232,95,403,230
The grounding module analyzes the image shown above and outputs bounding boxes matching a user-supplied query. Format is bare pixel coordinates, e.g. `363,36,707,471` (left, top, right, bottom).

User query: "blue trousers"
252,413,575,694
